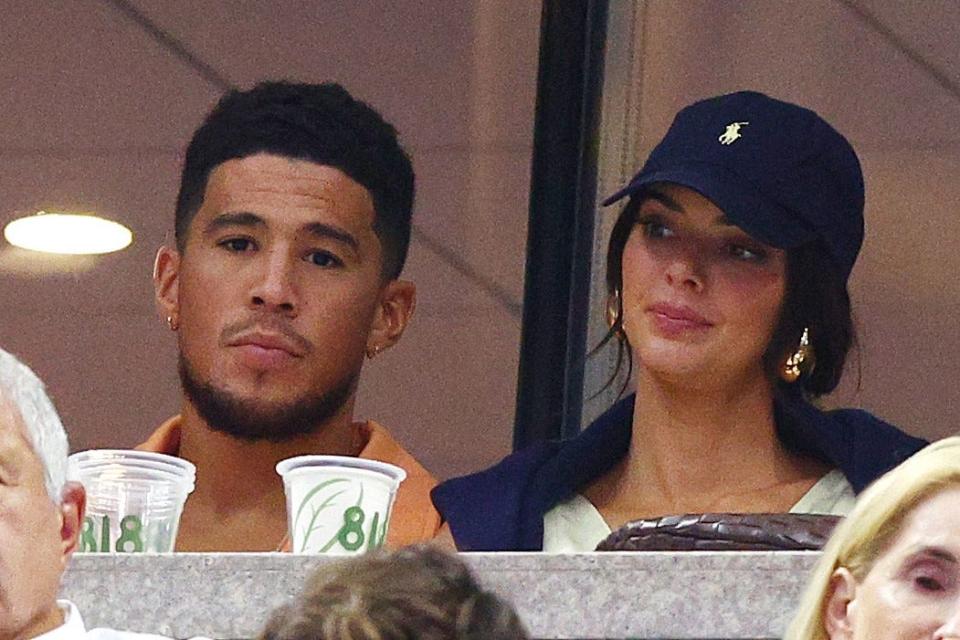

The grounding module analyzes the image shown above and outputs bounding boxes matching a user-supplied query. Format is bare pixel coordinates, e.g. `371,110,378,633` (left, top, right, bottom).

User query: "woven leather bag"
596,513,842,551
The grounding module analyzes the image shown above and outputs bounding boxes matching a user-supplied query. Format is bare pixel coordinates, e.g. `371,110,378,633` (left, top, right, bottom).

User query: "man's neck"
178,400,362,496
19,603,65,640
173,399,365,551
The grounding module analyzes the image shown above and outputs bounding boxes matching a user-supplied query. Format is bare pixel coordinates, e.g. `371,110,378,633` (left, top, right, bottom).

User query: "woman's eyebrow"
904,545,958,565
643,190,684,212
643,190,735,225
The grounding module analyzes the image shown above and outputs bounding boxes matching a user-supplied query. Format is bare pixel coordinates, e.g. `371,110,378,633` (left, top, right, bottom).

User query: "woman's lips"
646,303,713,337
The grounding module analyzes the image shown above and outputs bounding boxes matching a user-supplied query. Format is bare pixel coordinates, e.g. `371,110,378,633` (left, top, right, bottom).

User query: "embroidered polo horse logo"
718,122,749,145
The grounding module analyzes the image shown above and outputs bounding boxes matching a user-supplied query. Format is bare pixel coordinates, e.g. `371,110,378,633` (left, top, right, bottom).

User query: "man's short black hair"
174,80,415,280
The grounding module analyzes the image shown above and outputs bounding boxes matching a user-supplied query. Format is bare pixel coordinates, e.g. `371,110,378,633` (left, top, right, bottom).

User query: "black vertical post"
513,0,608,450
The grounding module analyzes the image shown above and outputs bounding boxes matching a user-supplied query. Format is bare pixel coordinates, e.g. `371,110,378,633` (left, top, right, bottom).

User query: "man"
143,81,440,551
0,348,169,639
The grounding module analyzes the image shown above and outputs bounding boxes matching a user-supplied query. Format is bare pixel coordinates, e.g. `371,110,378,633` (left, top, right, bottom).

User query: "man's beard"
178,353,359,443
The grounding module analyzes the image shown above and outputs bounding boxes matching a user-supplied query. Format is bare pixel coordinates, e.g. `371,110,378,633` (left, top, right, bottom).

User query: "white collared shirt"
543,468,856,552
34,601,199,640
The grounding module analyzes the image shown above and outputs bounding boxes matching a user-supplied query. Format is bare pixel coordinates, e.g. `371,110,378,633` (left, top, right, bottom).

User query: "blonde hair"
784,436,960,640
259,545,528,640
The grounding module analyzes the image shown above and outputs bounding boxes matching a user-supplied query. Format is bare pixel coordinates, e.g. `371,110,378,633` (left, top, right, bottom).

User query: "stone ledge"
61,551,820,639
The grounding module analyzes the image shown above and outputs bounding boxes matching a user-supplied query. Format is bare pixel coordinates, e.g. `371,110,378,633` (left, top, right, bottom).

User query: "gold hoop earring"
166,315,179,332
366,344,383,360
606,289,625,340
781,327,815,383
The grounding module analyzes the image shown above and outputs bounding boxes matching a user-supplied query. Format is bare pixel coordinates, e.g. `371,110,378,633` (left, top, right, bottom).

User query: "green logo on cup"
293,478,388,553
80,514,174,552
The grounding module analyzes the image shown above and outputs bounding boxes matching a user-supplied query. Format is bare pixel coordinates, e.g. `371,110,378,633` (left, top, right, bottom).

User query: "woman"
431,91,927,552
785,437,960,640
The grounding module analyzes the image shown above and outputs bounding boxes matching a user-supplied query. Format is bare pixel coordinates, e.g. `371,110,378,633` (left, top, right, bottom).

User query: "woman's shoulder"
431,440,562,551
824,406,927,453
827,406,927,462
431,396,636,551
781,395,928,493
434,440,561,499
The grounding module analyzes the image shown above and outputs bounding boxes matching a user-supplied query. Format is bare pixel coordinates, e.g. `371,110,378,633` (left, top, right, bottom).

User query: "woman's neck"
585,368,829,527
630,370,780,488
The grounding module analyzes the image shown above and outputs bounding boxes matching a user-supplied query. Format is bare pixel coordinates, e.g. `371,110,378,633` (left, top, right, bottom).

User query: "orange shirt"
137,416,442,549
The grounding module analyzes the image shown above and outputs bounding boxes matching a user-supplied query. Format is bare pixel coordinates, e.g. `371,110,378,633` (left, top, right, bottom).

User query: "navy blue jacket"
432,391,927,551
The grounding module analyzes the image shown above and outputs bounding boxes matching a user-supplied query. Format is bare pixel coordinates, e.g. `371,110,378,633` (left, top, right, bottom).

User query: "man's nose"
248,250,298,315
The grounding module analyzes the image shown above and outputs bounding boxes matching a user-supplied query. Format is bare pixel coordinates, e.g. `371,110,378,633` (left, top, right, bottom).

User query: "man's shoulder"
359,421,442,545
57,602,208,640
135,416,182,455
359,421,437,484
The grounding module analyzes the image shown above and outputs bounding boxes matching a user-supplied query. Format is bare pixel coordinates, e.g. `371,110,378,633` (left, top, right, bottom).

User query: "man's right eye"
219,238,254,252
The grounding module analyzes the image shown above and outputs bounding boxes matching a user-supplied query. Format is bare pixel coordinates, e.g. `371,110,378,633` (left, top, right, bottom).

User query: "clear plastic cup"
68,449,196,553
276,455,406,555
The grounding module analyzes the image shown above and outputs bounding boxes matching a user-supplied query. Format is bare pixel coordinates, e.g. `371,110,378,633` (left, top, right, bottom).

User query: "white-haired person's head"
0,348,68,500
785,436,960,640
0,347,86,640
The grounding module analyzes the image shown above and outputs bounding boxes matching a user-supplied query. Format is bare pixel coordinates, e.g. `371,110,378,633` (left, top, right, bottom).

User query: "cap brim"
602,166,815,250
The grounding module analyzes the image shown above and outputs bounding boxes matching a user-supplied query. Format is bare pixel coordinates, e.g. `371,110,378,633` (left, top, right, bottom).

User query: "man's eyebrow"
302,222,359,251
202,213,360,251
203,211,265,234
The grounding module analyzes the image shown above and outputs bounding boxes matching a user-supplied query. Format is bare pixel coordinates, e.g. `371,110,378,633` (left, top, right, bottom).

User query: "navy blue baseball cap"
603,91,865,281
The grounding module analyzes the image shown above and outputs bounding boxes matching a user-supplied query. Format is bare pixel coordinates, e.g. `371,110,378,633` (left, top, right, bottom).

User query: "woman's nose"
933,596,960,640
663,242,705,292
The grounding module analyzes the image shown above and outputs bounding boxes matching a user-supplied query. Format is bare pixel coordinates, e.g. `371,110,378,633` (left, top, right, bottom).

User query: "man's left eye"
307,251,343,267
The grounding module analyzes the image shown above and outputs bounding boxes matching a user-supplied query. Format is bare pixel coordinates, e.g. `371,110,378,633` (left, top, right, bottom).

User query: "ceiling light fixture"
3,212,133,255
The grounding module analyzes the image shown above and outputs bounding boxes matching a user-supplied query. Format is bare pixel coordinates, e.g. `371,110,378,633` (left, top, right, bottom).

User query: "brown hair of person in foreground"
258,545,529,640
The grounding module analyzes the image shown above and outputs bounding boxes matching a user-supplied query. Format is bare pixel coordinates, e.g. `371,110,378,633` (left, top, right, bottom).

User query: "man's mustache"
219,316,313,356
